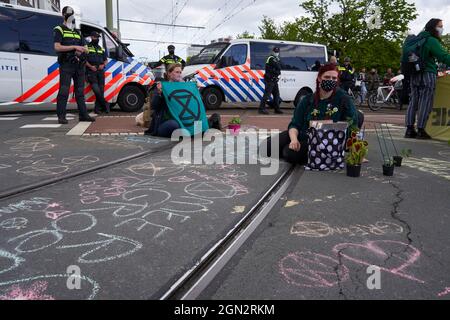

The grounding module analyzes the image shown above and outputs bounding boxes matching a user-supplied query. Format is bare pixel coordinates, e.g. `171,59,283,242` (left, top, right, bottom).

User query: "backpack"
401,34,430,76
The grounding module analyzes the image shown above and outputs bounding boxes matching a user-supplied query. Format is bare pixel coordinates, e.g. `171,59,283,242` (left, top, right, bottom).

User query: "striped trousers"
406,72,437,129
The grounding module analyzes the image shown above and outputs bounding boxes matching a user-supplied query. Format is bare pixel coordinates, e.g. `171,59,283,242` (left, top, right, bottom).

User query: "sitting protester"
145,64,183,138
262,63,360,165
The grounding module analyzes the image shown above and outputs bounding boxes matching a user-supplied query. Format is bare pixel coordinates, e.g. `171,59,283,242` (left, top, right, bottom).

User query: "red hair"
314,63,339,108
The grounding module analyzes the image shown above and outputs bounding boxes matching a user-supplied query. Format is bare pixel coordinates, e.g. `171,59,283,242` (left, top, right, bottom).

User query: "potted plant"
345,131,369,178
393,148,412,167
228,117,242,135
382,158,395,176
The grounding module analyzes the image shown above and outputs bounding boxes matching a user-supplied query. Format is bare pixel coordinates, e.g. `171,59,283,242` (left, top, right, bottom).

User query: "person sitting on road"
262,63,360,165
145,64,183,138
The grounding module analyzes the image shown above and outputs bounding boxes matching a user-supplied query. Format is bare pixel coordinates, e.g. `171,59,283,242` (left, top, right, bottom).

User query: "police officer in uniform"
338,57,355,94
86,31,110,114
53,6,95,124
259,47,283,115
155,45,186,70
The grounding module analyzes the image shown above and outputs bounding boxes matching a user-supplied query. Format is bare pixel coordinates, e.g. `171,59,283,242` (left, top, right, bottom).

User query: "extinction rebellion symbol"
168,89,201,128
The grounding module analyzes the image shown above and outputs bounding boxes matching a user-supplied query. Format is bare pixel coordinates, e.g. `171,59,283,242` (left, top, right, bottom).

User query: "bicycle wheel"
368,92,382,111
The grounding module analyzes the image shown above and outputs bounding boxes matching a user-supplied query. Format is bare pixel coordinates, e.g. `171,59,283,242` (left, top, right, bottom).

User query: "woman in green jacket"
405,18,450,139
262,63,359,165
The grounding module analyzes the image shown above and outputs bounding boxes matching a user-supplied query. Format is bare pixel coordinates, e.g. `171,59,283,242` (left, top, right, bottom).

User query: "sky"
60,0,450,62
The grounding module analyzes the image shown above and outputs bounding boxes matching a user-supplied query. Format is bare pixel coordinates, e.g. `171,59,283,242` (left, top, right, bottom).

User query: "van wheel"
118,86,145,112
294,89,310,108
202,87,222,110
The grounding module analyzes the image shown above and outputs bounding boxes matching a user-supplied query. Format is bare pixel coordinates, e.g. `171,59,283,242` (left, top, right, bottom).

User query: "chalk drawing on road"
0,281,54,300
279,251,350,288
403,157,450,181
8,229,63,254
0,250,25,275
333,240,425,283
17,164,69,177
0,164,12,170
0,274,99,300
61,156,100,166
4,137,56,153
51,213,97,234
184,182,237,199
127,162,185,177
290,221,404,238
0,217,28,230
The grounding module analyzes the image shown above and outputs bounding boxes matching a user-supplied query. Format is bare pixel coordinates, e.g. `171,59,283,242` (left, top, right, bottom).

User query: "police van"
0,3,154,112
183,39,328,109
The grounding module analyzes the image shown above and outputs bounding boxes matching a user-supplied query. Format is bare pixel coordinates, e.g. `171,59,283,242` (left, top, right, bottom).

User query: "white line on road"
42,117,75,121
66,122,92,136
20,124,62,129
0,117,19,121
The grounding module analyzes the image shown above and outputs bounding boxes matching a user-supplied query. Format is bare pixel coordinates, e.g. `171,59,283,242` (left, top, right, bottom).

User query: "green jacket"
420,31,450,74
288,88,358,142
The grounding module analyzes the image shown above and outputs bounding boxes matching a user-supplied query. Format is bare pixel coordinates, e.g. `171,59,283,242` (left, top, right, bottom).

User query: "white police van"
183,39,328,109
0,3,154,112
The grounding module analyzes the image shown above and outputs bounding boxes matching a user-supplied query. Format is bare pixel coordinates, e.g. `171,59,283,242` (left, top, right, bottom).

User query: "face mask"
169,50,175,55
92,39,99,45
321,79,338,92
66,15,76,30
274,52,280,58
436,27,444,37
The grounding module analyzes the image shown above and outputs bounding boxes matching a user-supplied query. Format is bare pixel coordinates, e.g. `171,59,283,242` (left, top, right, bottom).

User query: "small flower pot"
382,164,395,176
228,124,241,135
346,164,362,178
393,156,403,167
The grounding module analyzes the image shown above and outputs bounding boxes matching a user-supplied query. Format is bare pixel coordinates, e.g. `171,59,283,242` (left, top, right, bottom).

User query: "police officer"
53,6,95,124
259,47,283,115
338,57,355,94
86,31,110,114
155,45,186,70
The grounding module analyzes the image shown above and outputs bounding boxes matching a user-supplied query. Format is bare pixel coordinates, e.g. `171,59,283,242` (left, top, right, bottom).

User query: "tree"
442,34,450,51
257,0,418,72
237,31,256,39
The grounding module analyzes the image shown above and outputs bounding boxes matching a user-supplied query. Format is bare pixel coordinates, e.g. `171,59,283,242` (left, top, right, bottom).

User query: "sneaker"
79,116,96,122
274,109,284,114
58,118,68,125
404,126,417,139
258,109,269,115
416,128,431,140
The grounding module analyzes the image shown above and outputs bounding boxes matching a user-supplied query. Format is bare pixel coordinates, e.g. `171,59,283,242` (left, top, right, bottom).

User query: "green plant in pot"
228,117,242,135
382,157,395,176
345,131,369,178
393,148,412,167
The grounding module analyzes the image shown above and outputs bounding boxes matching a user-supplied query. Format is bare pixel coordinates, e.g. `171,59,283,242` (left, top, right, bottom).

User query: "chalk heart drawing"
127,162,185,177
332,240,425,283
279,251,350,288
184,182,237,199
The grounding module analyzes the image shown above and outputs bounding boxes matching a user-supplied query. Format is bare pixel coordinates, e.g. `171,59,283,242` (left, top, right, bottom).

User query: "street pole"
116,0,120,31
105,0,114,30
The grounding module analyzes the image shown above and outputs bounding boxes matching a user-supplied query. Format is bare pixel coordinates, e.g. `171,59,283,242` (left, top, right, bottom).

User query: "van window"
250,42,326,71
220,44,247,67
0,7,19,53
104,33,117,59
250,42,273,70
17,12,61,55
279,44,326,71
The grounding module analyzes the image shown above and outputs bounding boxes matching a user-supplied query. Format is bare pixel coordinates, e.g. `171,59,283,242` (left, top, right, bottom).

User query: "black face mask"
169,50,175,55
92,39,99,45
321,80,338,92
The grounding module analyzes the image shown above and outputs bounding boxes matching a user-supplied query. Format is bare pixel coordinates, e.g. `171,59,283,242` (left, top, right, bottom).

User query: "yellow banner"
426,75,450,142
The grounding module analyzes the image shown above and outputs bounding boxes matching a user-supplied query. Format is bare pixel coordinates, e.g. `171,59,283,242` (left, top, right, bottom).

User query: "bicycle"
347,83,364,108
367,75,404,111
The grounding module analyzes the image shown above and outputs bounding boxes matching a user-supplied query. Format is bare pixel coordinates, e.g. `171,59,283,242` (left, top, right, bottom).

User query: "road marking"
0,117,19,121
66,122,92,136
20,124,62,129
42,117,75,121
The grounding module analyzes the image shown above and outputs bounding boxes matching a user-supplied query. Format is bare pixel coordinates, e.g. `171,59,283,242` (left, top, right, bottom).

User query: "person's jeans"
157,120,180,138
360,82,367,104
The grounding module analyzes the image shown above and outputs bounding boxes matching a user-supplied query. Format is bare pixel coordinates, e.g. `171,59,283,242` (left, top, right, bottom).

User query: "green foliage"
229,117,242,125
252,0,418,73
345,131,369,165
